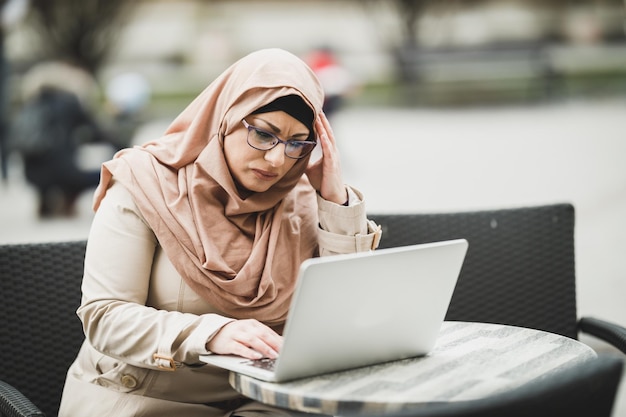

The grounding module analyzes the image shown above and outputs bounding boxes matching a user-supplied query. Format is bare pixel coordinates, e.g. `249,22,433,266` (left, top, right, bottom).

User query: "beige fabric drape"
92,48,324,325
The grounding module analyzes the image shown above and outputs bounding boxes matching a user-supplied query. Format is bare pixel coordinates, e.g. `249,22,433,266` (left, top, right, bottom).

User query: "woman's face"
224,110,310,194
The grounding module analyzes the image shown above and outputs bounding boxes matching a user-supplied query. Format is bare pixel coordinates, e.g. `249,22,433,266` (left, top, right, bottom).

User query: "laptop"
200,239,468,382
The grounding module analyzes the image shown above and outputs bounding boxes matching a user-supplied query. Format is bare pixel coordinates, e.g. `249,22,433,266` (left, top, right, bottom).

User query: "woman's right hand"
206,319,283,359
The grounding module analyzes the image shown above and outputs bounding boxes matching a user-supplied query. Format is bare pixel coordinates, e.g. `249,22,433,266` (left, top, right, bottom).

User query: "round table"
229,321,597,415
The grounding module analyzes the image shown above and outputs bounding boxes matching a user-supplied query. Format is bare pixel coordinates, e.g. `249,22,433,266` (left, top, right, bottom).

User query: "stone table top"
229,321,597,415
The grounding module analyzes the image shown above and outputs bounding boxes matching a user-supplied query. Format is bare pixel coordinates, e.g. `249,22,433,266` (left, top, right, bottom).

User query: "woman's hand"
206,319,283,359
305,112,348,205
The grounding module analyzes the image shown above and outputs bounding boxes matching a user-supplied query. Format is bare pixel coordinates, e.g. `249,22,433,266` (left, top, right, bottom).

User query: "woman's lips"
252,169,278,181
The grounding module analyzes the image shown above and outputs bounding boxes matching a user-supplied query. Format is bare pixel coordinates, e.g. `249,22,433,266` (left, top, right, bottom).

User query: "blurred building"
3,0,626,110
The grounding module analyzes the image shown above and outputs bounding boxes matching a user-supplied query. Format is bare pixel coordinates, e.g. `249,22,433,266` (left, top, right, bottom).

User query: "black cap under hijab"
251,95,314,140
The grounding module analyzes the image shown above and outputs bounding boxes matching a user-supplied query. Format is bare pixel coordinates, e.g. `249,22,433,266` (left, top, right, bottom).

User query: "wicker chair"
2,203,625,416
0,240,86,417
368,203,626,350
350,354,623,417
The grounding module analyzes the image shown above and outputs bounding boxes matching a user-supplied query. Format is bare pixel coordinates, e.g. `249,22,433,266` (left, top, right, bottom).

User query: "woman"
59,48,381,416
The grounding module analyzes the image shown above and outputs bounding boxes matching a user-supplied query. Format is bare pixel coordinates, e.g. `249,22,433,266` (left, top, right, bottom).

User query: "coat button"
121,374,138,389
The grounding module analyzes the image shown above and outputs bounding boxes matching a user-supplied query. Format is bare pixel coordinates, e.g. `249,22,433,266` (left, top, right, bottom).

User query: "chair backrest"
369,203,579,339
355,354,624,417
0,240,87,417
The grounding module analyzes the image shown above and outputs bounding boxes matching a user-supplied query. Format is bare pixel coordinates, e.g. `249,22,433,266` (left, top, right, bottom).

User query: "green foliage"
28,0,136,74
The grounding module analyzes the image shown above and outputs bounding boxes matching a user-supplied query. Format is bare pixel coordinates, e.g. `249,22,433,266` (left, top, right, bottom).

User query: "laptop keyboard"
246,357,277,372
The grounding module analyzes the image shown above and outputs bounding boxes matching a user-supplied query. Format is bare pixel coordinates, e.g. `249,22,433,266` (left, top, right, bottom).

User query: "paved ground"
1,99,625,414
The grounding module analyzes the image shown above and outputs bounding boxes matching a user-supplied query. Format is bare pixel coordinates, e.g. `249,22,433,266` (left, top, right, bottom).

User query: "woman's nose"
264,144,286,166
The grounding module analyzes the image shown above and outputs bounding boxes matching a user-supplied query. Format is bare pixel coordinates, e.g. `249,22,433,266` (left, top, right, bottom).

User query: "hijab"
93,48,324,325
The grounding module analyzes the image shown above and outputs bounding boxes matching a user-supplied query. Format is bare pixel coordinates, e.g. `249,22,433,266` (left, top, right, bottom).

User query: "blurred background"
0,1,625,407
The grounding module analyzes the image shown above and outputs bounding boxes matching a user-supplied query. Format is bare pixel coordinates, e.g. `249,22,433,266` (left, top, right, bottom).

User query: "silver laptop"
200,239,468,382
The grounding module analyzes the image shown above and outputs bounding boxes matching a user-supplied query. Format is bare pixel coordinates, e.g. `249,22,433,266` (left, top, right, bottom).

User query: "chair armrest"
0,380,45,417
579,316,626,354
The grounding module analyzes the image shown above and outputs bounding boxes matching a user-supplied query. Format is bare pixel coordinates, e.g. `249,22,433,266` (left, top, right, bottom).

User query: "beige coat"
59,181,381,417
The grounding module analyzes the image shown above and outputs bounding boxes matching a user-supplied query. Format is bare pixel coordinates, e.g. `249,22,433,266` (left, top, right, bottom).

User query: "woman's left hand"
305,112,348,205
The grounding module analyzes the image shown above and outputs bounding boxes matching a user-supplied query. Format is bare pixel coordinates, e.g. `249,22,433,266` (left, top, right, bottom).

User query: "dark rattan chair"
2,204,625,416
0,240,86,417
369,203,626,350
350,354,624,417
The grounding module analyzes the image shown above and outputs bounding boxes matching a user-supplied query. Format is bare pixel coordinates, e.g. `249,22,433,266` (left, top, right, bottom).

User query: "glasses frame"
242,119,317,160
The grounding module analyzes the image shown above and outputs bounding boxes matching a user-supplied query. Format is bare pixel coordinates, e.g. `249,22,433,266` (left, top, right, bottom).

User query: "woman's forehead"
247,111,311,135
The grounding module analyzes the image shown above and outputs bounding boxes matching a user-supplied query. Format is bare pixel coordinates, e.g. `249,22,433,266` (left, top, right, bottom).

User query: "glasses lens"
285,141,316,159
248,127,277,150
245,122,316,159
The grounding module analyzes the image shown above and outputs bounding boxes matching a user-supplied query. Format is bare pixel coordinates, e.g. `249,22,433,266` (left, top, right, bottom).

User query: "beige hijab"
93,49,324,325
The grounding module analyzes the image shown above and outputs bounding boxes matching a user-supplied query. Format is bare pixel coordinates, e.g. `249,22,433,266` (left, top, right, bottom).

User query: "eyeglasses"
242,120,317,159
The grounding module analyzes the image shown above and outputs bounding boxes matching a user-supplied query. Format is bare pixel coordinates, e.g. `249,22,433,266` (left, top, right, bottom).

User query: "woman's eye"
287,141,305,149
254,129,274,142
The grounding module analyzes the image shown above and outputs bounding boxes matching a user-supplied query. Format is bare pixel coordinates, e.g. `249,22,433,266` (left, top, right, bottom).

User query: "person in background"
0,0,30,183
11,83,109,217
305,46,357,119
9,61,113,217
59,48,381,416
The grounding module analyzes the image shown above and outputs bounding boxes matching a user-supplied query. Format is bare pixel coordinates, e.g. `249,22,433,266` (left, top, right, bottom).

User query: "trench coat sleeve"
77,181,234,371
316,185,382,256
